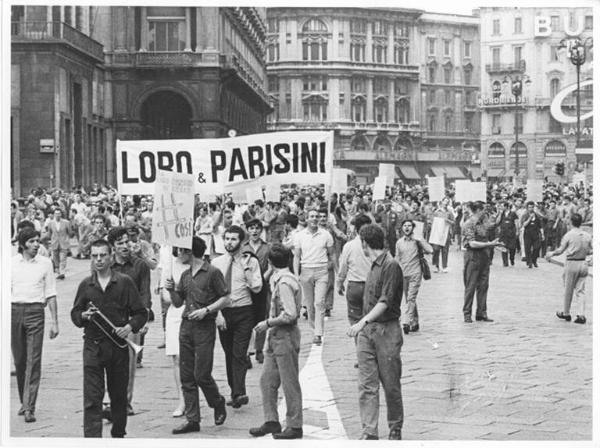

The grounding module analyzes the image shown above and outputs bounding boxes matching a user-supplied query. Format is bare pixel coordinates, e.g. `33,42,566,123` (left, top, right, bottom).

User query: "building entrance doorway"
141,91,192,139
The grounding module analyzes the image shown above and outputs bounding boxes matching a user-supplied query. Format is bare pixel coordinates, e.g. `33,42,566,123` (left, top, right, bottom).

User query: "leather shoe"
272,427,303,439
359,433,379,440
17,407,25,416
574,315,587,324
556,311,572,322
102,406,113,422
388,427,402,440
214,396,227,425
402,324,409,335
476,316,494,322
249,421,282,437
464,315,473,323
409,324,419,332
172,421,200,434
24,411,36,423
227,395,249,409
312,336,322,346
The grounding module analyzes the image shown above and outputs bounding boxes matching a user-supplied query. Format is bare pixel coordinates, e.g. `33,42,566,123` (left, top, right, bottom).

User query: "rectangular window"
395,79,408,95
372,20,388,36
492,113,501,134
464,69,472,85
465,114,473,132
444,67,452,84
148,21,185,51
493,18,500,35
428,38,435,55
445,90,451,104
492,47,501,65
515,112,523,134
268,76,279,92
464,41,471,58
339,93,344,105
585,15,593,30
513,46,522,65
373,78,387,94
429,66,436,83
351,19,366,34
267,18,279,33
514,17,522,33
551,15,560,31
550,45,560,61
443,39,451,56
394,22,408,38
352,77,365,92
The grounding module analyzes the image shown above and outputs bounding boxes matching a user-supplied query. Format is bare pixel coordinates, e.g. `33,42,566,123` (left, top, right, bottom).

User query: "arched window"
510,142,527,157
303,18,327,32
394,136,412,151
492,80,501,98
550,78,561,98
395,98,410,123
374,135,391,151
488,142,506,158
544,140,566,157
444,114,453,133
351,134,368,151
352,97,366,122
428,114,437,132
374,98,388,122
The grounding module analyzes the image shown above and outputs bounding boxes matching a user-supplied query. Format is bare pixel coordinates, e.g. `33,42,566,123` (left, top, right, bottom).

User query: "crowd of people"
10,176,593,439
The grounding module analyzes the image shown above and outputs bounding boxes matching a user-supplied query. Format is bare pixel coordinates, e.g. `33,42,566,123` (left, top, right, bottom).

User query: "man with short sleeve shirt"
166,237,230,434
12,228,59,423
347,224,404,440
293,209,334,346
213,226,263,408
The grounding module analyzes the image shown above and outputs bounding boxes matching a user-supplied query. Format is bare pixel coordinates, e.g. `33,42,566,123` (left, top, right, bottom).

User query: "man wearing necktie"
213,226,263,409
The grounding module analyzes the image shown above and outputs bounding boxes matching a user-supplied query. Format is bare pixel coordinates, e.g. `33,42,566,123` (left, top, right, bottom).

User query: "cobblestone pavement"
8,245,593,441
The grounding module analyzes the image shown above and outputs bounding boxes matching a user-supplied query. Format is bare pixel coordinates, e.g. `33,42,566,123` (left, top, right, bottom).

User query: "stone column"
184,7,192,51
291,78,302,120
387,27,394,63
139,7,147,51
196,7,219,51
330,77,340,121
388,77,395,122
366,24,373,62
366,76,373,121
332,18,339,60
114,7,127,51
127,7,136,52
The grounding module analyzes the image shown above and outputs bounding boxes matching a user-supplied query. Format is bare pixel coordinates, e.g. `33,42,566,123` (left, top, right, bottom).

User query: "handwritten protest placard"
428,176,445,202
372,176,388,201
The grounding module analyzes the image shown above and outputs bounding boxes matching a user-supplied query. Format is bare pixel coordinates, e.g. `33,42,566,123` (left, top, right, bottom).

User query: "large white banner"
117,131,334,195
151,171,195,249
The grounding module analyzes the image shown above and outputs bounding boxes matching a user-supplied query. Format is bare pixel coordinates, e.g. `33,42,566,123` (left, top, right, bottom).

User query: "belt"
566,258,586,261
348,280,365,284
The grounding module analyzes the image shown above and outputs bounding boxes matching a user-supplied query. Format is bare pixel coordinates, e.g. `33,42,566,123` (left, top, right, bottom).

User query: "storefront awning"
430,166,446,177
470,167,482,179
396,165,421,180
487,169,505,178
443,166,466,179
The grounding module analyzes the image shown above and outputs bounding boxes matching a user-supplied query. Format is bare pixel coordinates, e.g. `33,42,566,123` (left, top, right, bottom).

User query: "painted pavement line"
277,343,348,440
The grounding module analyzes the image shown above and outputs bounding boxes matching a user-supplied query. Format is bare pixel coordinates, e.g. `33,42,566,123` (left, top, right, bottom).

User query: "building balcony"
11,21,104,62
266,120,422,134
485,60,526,74
425,130,479,139
267,60,420,76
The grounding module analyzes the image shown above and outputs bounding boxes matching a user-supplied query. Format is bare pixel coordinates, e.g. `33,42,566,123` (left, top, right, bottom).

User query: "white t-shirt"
295,227,333,268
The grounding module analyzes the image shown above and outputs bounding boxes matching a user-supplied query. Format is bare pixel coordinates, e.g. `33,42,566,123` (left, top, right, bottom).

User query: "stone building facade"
11,6,271,194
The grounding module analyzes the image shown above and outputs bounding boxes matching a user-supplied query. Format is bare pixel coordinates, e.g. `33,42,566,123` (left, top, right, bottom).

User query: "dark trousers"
253,285,270,354
462,250,490,318
260,326,303,428
432,242,449,269
346,281,365,324
501,248,517,266
83,339,129,437
11,303,45,413
179,319,222,423
219,305,255,398
523,232,540,266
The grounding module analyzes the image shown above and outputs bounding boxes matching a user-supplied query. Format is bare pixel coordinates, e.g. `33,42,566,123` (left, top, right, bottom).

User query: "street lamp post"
559,37,593,149
502,72,531,180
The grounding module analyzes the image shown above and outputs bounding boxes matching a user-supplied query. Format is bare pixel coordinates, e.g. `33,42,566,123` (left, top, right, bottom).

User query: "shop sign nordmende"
116,131,334,195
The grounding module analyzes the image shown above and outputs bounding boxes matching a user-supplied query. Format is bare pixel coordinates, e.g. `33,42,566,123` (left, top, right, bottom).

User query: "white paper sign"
151,170,195,249
455,180,486,203
428,176,445,202
332,168,349,194
470,182,487,202
413,221,424,241
264,184,280,203
527,179,544,202
429,216,450,246
454,180,472,203
246,185,264,204
372,176,388,201
379,163,396,186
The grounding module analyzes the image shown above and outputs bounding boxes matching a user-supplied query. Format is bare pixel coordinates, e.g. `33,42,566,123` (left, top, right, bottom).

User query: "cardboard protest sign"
454,180,471,203
372,176,388,201
246,185,264,204
151,170,195,249
428,176,445,202
117,131,334,195
526,179,544,202
429,216,450,246
379,164,396,186
413,221,424,241
470,182,487,202
264,184,280,203
332,168,349,194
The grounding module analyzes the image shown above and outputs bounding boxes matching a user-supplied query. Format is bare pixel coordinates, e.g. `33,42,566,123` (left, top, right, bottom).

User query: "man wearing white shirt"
11,228,59,423
293,209,334,346
337,215,372,324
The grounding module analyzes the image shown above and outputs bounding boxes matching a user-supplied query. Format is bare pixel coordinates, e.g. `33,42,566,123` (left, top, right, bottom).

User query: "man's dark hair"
400,219,415,230
92,214,108,227
268,243,292,269
318,207,328,216
286,214,299,229
107,226,128,246
191,236,207,258
468,201,485,212
353,214,372,233
255,199,265,208
16,220,35,232
526,201,535,207
359,224,385,250
571,213,583,228
17,227,40,254
90,238,112,253
225,225,246,242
